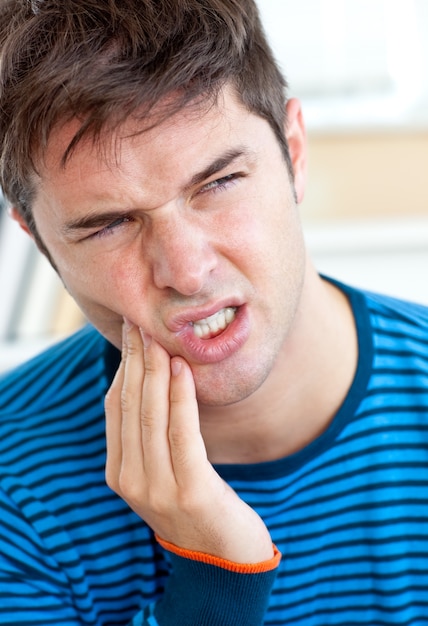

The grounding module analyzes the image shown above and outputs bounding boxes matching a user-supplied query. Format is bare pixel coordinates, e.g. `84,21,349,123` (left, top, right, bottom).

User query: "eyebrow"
187,147,253,188
63,146,253,234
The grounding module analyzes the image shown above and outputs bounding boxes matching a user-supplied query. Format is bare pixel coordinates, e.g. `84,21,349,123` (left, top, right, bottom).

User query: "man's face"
31,87,307,406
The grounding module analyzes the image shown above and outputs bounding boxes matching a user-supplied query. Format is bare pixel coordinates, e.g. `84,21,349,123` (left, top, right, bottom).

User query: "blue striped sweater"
1,279,428,625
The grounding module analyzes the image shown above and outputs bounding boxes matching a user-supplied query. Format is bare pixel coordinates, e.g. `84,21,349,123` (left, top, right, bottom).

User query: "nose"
148,213,217,296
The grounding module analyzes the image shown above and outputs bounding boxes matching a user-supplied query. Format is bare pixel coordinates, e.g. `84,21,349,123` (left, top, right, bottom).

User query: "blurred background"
1,0,428,371
258,0,428,303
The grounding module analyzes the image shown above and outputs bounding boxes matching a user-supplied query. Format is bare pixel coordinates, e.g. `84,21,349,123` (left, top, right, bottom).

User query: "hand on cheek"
105,321,273,564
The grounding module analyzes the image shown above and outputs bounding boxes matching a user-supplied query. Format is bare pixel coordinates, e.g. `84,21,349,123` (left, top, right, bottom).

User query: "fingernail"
171,359,182,377
140,329,152,348
123,317,133,331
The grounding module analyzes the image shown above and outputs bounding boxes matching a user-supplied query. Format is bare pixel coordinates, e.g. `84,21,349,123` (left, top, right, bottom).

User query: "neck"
199,265,358,465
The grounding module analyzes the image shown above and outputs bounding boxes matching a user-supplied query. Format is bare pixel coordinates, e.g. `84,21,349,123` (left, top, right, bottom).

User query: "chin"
193,358,273,408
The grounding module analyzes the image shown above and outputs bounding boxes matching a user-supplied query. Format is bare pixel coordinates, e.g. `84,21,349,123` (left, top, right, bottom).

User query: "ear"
10,206,34,238
284,98,307,204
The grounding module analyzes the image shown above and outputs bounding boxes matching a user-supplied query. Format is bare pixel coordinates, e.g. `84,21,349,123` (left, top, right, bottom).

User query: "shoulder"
0,325,111,414
363,289,428,329
340,281,428,383
326,277,428,377
329,275,428,335
359,289,428,352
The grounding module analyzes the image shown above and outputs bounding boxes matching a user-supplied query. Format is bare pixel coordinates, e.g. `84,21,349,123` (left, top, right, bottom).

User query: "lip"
167,302,250,365
166,297,245,332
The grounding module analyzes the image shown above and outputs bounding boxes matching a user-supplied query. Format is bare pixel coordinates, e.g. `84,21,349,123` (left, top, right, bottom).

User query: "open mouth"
190,306,237,339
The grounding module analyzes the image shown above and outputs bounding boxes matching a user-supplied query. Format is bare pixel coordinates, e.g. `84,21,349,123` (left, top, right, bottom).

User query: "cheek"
57,249,142,312
212,194,270,254
224,198,302,279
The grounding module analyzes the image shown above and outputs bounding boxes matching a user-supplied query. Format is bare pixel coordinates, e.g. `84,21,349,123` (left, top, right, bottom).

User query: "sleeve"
128,537,281,626
1,482,280,626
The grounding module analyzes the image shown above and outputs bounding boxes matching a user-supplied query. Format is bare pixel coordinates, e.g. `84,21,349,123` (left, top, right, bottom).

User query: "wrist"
156,534,281,573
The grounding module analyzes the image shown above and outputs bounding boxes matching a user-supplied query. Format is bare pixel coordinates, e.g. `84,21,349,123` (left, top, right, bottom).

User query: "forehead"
39,86,247,177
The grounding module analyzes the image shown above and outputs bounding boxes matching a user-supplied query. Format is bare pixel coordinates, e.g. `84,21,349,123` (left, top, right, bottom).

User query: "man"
0,0,427,624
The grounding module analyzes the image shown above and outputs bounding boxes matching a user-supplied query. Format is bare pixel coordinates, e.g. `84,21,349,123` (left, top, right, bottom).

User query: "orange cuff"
156,535,281,574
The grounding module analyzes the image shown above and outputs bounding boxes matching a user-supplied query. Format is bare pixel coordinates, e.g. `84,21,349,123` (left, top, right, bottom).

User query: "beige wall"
302,132,428,223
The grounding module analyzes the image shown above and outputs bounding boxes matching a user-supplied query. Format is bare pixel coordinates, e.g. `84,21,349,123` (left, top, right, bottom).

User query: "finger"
140,333,174,479
168,357,208,485
104,322,127,491
118,322,145,491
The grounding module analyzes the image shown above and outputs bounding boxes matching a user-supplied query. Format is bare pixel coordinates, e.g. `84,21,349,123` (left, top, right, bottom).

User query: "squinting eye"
92,216,132,239
201,173,237,194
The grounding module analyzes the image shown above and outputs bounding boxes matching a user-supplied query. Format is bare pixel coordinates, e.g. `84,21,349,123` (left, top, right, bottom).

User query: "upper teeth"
192,307,236,338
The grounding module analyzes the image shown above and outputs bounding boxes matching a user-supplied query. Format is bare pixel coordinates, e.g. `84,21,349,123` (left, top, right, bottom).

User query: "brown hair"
0,0,290,242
